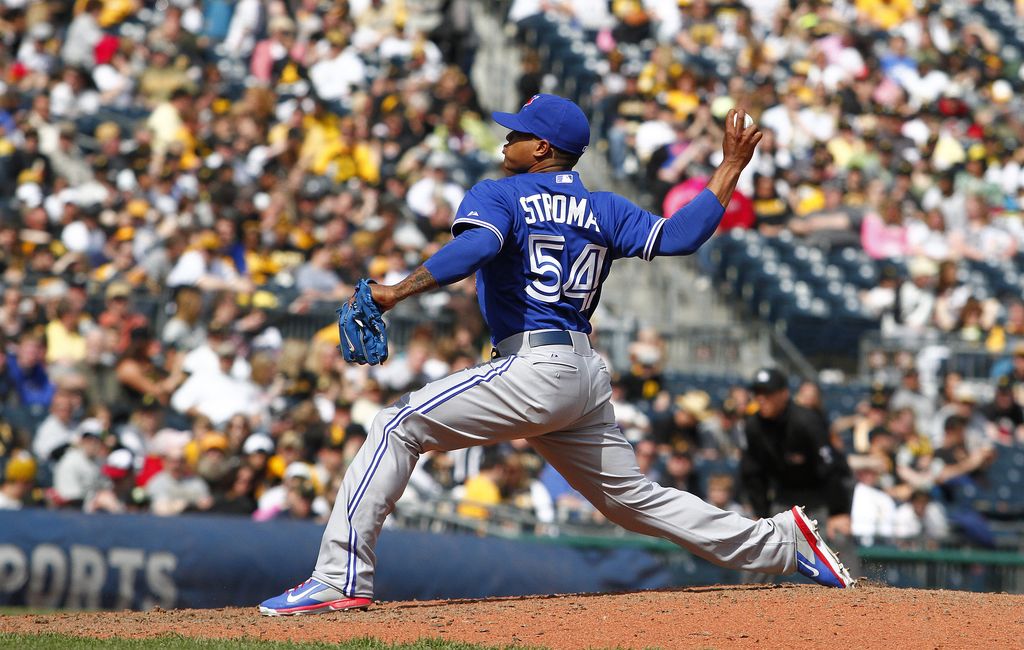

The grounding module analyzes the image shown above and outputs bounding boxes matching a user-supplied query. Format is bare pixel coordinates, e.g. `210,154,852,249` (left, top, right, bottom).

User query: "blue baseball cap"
492,94,590,156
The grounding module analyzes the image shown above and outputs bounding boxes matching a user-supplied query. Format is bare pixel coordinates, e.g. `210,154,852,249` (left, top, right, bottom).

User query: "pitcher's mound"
3,584,1022,649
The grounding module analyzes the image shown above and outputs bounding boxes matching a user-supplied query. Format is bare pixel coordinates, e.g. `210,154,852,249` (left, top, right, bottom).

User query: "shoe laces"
290,578,312,592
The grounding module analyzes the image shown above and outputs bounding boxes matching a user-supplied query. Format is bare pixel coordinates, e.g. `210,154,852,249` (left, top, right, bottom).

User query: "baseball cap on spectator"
106,281,131,300
345,423,368,442
996,375,1014,392
279,431,305,450
242,433,275,455
197,231,221,250
269,15,296,34
77,418,106,441
94,34,119,65
200,433,230,454
675,390,712,421
95,122,121,144
215,340,238,358
284,462,313,481
15,183,43,208
102,448,135,480
908,257,938,279
953,383,979,404
425,151,458,171
36,278,67,300
153,428,191,458
30,22,54,41
492,94,591,156
126,199,149,219
868,391,889,410
5,454,37,483
867,426,893,444
750,368,787,394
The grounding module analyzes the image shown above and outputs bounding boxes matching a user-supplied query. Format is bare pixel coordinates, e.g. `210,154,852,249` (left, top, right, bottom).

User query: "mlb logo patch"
555,174,574,184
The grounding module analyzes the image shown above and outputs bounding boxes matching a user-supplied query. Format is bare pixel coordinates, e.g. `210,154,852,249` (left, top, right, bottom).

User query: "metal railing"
859,331,1014,382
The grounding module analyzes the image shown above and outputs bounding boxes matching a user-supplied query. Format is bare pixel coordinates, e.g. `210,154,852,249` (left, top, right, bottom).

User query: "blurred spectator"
0,453,37,510
8,332,54,409
793,380,824,416
929,383,992,452
931,415,997,499
662,450,699,495
705,474,744,516
634,439,663,484
655,390,712,455
256,460,322,520
51,419,114,511
893,489,950,548
982,375,1024,445
146,434,212,516
32,387,81,462
890,368,935,437
621,328,666,401
161,286,206,351
849,454,897,546
206,465,259,516
170,340,260,427
44,298,89,366
457,448,506,520
115,326,185,412
100,447,136,509
503,452,555,525
275,479,318,521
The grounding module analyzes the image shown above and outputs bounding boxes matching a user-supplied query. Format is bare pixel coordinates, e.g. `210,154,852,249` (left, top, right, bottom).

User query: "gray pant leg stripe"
342,355,518,596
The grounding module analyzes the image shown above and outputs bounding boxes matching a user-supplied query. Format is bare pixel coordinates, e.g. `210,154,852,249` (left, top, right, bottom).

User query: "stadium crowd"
507,0,1024,547
0,0,1021,552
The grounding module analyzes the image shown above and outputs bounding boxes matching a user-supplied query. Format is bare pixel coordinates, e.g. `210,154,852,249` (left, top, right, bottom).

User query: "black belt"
492,331,575,358
529,331,574,347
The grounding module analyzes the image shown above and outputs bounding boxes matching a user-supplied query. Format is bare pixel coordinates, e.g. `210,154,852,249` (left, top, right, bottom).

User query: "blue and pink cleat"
259,578,371,616
792,506,855,588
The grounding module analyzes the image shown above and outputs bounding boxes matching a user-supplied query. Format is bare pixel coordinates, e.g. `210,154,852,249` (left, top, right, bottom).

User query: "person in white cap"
52,418,112,511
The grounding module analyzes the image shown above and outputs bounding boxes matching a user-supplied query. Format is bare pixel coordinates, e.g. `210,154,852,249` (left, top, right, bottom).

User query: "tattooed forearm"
394,265,439,302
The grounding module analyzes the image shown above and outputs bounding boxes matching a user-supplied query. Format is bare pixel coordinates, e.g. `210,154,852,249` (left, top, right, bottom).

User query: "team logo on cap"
523,94,539,107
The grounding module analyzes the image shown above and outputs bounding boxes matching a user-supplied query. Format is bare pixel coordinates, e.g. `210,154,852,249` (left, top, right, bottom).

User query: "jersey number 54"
525,234,607,311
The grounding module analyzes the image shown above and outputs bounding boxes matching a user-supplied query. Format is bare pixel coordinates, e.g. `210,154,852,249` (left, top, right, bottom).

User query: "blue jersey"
452,171,665,343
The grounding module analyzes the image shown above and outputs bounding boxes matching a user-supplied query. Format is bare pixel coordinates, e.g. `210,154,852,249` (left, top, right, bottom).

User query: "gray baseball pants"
312,331,799,598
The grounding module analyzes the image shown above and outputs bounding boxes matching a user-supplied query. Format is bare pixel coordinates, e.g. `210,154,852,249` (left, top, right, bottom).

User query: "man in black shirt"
982,375,1024,444
741,368,854,541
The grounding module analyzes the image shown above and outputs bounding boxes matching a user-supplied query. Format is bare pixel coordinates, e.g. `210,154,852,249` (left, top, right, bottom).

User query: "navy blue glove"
337,279,389,365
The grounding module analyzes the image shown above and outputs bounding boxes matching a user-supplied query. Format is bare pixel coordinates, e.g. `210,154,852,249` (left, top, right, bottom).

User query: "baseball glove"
337,279,389,365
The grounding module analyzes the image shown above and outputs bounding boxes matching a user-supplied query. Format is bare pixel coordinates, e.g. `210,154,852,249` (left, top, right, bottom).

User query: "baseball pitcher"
260,94,852,616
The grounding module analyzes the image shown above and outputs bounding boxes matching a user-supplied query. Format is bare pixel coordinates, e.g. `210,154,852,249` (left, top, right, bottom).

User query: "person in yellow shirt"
663,72,701,121
855,0,915,30
457,450,508,520
45,298,88,366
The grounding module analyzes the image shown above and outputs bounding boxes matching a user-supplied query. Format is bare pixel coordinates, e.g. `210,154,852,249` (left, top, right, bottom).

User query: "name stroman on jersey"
519,172,600,232
518,192,600,232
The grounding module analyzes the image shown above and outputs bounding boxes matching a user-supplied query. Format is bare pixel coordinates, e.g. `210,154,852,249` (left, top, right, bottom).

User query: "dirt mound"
3,584,1021,649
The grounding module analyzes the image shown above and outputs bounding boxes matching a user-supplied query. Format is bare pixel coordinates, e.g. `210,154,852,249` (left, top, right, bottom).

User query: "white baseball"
733,113,755,129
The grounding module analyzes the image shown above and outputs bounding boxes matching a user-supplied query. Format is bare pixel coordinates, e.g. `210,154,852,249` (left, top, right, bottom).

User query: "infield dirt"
2,584,1022,649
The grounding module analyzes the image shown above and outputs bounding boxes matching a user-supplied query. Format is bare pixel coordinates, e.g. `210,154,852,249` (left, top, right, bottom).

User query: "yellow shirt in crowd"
457,474,501,520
